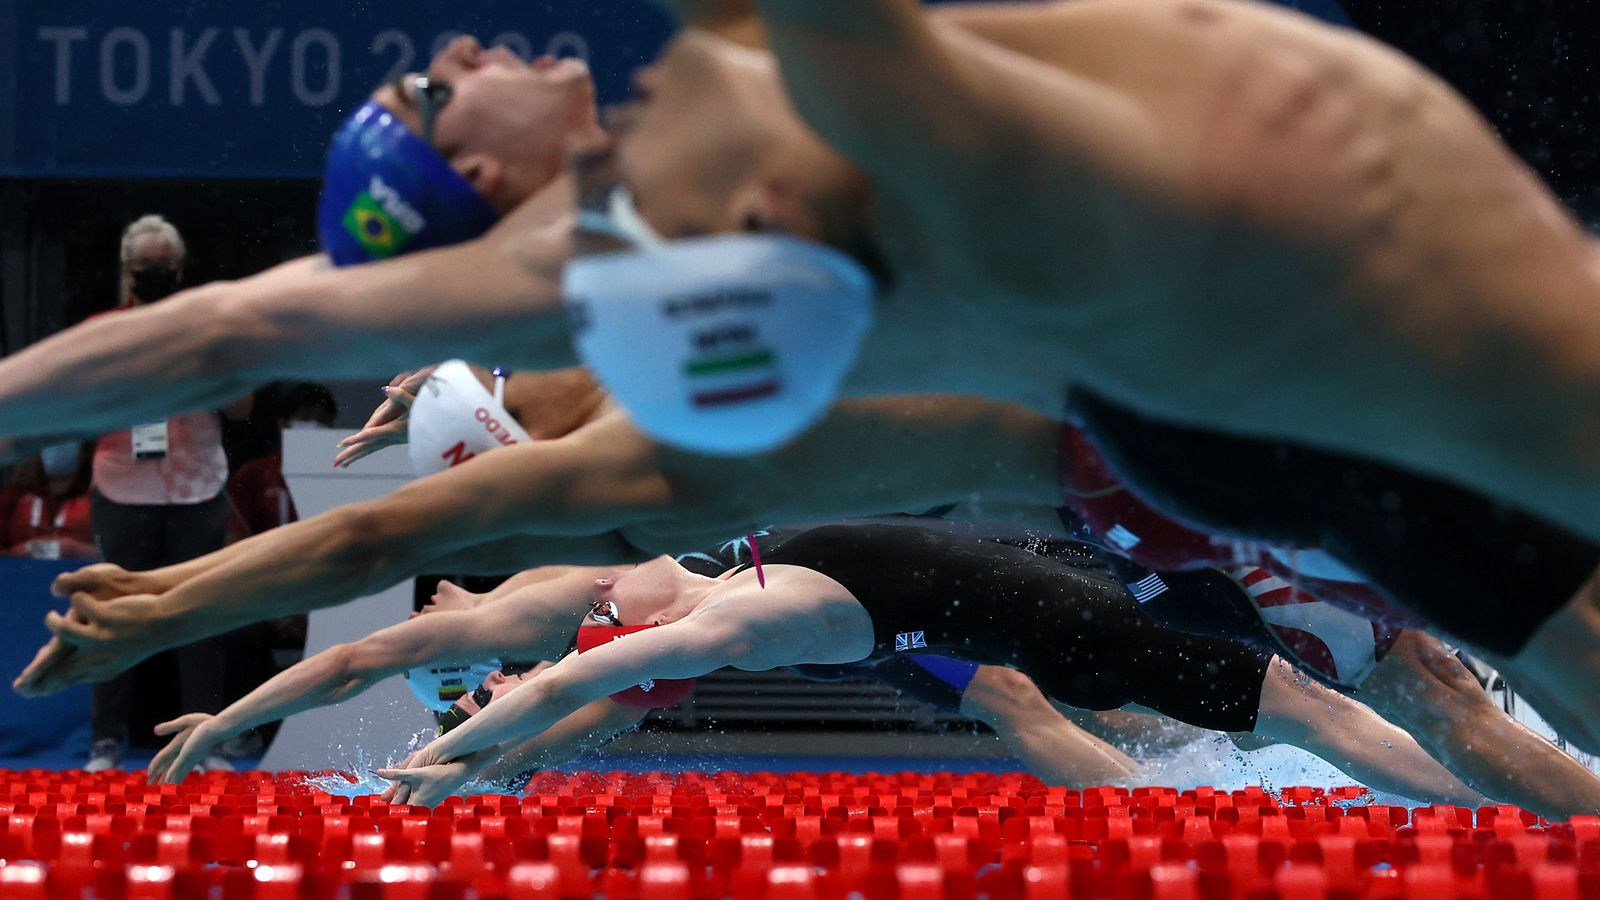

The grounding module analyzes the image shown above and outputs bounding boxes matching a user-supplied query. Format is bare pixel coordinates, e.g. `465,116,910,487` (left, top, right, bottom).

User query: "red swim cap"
574,624,696,709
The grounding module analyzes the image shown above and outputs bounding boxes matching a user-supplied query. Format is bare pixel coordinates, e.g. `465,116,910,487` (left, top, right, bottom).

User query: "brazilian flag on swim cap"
342,191,409,258
317,100,498,268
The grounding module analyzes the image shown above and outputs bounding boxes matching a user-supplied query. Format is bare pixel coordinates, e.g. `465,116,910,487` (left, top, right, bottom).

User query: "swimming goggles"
589,599,624,626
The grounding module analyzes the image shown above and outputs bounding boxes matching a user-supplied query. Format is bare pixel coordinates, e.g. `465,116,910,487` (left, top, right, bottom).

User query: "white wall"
260,430,431,773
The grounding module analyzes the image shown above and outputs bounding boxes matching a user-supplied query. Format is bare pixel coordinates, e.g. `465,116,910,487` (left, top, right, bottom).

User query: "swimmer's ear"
453,153,504,200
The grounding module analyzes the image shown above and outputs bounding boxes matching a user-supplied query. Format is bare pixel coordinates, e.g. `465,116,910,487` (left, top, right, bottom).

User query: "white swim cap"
563,233,875,455
403,659,502,713
407,360,532,477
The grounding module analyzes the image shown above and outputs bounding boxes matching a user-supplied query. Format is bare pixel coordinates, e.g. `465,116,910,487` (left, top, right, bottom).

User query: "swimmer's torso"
870,0,1600,529
753,523,1132,666
744,523,1270,729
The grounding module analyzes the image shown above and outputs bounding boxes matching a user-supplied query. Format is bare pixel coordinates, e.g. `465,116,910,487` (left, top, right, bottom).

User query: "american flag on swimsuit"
1227,566,1383,688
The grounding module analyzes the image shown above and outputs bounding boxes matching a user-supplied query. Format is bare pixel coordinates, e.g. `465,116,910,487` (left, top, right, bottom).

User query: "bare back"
866,0,1600,536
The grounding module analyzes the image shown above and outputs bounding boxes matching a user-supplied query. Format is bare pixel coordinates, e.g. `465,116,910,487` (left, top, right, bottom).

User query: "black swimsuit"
1068,388,1600,655
679,531,981,713
750,523,1271,733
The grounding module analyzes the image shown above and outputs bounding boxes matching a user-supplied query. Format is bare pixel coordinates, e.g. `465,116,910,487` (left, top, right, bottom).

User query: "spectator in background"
0,442,97,559
227,383,338,540
86,215,254,773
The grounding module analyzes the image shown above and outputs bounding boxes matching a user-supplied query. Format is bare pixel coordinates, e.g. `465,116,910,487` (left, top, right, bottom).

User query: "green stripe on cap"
684,350,775,377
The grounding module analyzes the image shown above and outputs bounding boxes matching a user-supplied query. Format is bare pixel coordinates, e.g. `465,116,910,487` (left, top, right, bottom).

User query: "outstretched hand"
147,713,226,784
333,367,435,468
13,591,167,697
52,562,167,602
377,745,482,808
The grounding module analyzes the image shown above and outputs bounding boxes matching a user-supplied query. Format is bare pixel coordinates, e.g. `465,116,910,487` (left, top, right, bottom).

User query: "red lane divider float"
0,769,1584,898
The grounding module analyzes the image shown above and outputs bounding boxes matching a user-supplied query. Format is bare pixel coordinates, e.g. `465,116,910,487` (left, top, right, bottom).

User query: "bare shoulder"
700,566,875,669
558,405,651,453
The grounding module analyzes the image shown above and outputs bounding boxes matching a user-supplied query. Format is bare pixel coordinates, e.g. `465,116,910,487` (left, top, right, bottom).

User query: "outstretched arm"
477,699,648,785
0,255,324,443
379,568,864,806
19,417,661,695
379,618,741,805
424,620,734,762
0,177,578,442
0,286,264,443
146,573,602,783
378,695,647,804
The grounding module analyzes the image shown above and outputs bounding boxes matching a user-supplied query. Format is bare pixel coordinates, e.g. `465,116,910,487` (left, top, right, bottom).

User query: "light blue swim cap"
403,659,502,713
317,100,498,267
564,230,876,456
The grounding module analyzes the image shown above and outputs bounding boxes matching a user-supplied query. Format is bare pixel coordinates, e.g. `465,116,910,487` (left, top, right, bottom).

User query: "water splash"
1131,732,1417,808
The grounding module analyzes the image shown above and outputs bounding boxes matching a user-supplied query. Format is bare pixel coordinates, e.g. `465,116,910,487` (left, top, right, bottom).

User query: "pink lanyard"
747,534,767,588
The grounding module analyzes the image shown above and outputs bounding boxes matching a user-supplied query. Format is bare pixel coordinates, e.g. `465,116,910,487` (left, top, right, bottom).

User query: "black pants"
89,490,232,746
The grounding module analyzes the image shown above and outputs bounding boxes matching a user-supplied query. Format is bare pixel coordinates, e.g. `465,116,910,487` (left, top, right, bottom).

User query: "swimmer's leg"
1054,707,1213,757
1250,657,1487,806
1492,566,1600,755
960,666,1137,787
1358,630,1600,820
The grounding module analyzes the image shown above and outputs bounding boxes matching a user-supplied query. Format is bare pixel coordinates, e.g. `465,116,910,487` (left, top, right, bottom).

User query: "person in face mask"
119,215,185,307
79,215,256,774
0,442,98,560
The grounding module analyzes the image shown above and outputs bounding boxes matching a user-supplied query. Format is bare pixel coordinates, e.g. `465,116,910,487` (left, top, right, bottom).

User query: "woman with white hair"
84,215,253,773
117,215,187,307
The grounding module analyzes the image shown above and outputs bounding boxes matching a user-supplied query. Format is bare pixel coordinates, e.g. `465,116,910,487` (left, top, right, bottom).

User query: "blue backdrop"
0,0,674,178
0,558,93,758
0,0,1349,180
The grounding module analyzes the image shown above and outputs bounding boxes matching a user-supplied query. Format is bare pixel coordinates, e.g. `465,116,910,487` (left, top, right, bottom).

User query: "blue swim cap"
317,100,498,267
